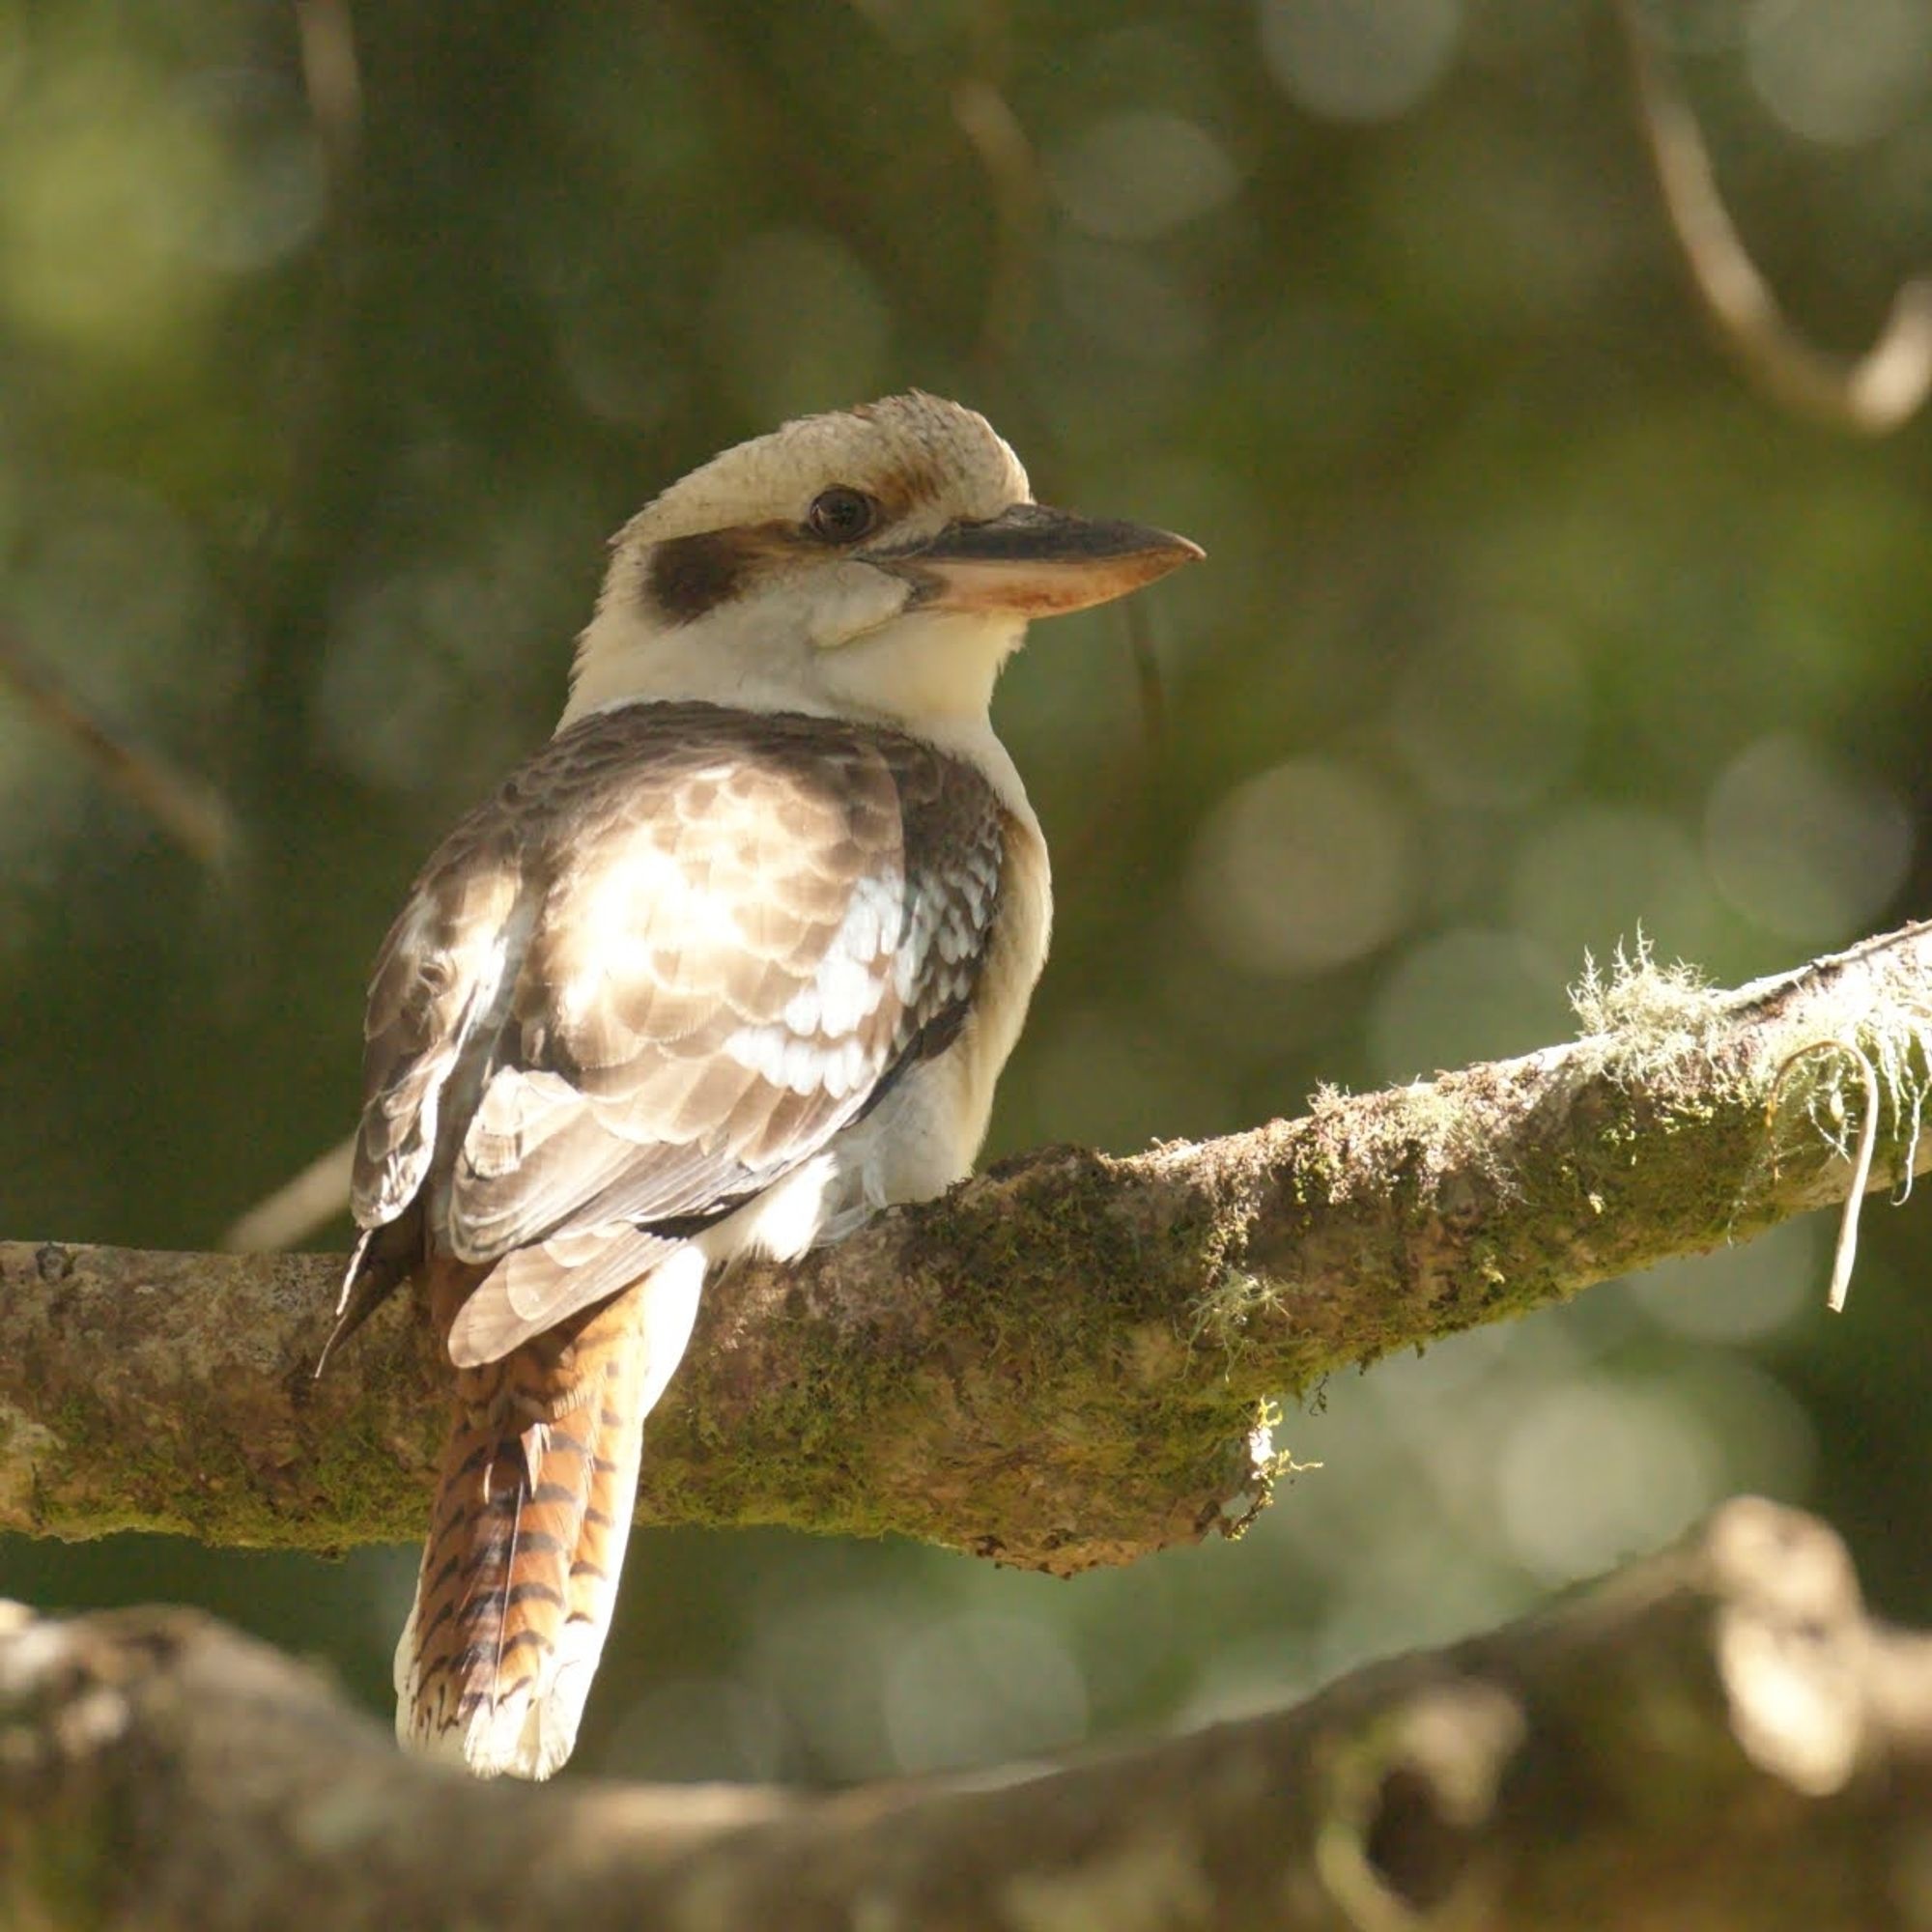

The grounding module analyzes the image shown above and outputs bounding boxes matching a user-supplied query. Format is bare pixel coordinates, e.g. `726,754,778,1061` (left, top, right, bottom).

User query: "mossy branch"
6,1499,1930,1930
3,922,1929,1569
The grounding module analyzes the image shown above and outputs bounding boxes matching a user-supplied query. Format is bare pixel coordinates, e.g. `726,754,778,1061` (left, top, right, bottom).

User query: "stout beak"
880,503,1204,618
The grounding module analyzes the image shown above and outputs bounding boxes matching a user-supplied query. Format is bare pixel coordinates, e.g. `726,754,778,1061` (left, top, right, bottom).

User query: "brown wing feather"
446,1228,675,1369
342,702,1004,1357
351,818,525,1230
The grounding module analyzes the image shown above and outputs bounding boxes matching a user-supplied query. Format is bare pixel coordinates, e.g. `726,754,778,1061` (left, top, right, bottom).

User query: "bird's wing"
347,700,1006,1363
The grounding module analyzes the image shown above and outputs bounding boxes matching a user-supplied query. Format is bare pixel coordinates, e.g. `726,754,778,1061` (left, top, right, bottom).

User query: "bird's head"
564,392,1201,731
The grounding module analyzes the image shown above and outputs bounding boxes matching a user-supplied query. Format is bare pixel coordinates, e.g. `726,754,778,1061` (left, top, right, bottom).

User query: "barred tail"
394,1247,702,1779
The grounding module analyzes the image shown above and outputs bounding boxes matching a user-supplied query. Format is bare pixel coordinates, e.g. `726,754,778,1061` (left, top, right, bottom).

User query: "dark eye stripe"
647,529,753,622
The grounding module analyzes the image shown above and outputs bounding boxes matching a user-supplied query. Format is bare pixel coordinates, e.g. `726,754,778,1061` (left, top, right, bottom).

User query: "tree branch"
4,924,1929,1569
4,1498,1926,1928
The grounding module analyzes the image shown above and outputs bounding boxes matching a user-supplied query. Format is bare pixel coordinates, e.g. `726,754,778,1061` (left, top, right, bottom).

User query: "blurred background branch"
0,619,236,867
6,921,1928,1566
292,0,362,182
5,1499,1923,1930
1618,0,1932,433
220,1132,355,1253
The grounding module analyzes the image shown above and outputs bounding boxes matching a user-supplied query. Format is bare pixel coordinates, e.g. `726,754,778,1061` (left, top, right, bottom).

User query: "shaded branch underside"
3,923,1929,1569
4,1499,1928,1930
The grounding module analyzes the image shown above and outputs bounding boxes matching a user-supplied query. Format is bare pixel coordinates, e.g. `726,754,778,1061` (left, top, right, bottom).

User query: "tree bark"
2,1498,1922,1929
2,923,1928,1571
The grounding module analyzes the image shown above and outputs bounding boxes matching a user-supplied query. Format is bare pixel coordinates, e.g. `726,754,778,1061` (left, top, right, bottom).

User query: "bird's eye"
806,486,879,544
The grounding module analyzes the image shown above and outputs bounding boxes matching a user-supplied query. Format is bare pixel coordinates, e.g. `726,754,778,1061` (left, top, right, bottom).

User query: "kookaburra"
331,392,1201,1780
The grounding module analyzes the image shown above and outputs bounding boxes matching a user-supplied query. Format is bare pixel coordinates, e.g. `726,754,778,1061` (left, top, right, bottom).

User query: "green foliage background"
5,0,1931,1783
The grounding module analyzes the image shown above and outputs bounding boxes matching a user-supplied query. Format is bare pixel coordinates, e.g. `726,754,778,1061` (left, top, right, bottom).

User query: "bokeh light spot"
1368,926,1567,1082
1747,0,1932,146
1388,615,1586,810
1508,802,1723,967
1050,237,1211,363
1703,732,1912,943
169,72,324,273
1625,1215,1822,1345
748,1593,907,1783
1259,0,1463,124
605,1675,791,1783
1186,756,1413,976
882,1612,1089,1776
0,49,226,360
1049,111,1240,242
1497,1379,1722,1585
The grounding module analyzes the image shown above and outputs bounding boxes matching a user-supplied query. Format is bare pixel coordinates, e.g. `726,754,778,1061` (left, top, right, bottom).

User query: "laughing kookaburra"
330,392,1201,1780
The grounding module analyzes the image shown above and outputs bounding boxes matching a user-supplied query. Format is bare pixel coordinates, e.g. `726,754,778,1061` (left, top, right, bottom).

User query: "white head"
563,392,1200,733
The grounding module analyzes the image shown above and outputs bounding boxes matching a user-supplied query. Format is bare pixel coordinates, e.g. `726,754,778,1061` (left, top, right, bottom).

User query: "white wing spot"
561,837,742,1029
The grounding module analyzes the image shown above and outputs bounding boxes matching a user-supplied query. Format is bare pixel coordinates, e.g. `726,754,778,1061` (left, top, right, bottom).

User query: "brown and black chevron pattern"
399,1259,648,1777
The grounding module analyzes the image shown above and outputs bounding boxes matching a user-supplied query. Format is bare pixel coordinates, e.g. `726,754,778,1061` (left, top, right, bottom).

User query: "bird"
329,391,1201,1780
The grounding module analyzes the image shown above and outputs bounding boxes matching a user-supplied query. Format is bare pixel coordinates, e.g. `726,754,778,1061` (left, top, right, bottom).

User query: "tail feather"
394,1244,703,1779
